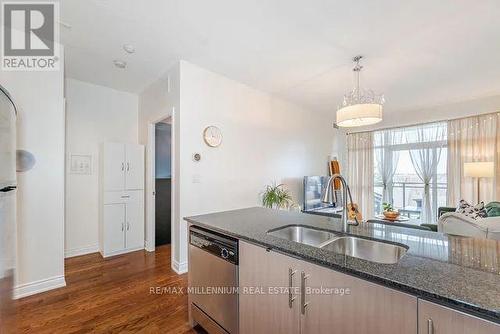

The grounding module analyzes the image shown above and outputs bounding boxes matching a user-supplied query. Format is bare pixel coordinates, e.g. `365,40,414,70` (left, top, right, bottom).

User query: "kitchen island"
185,207,500,333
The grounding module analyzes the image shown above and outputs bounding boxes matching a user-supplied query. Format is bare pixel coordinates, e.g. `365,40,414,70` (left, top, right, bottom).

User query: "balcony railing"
374,181,447,219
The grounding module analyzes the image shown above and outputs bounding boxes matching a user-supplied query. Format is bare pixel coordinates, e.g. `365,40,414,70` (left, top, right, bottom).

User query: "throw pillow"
456,200,487,220
485,201,500,217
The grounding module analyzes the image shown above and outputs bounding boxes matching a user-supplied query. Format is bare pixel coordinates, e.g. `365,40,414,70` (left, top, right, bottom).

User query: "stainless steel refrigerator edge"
0,84,17,332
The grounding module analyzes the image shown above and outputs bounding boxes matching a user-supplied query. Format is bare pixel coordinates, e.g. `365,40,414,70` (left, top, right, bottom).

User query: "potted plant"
262,183,295,210
382,202,400,221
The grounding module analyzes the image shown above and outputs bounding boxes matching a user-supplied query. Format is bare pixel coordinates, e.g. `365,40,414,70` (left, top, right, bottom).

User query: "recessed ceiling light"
113,59,127,69
123,44,135,54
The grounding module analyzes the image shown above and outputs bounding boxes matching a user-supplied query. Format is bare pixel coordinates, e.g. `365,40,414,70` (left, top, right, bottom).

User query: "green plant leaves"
262,183,294,209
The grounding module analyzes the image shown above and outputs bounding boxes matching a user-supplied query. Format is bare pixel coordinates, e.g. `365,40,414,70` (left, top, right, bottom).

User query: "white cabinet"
123,191,144,250
100,142,145,258
102,143,126,191
103,203,126,254
124,144,144,190
102,143,144,191
100,190,144,257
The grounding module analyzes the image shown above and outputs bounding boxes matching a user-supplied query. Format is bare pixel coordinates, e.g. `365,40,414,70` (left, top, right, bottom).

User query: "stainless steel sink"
321,236,407,264
267,225,340,247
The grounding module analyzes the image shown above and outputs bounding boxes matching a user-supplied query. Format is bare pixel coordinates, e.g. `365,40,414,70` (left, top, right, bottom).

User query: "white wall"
65,79,138,257
0,51,66,298
179,60,333,211
139,61,336,272
183,61,335,270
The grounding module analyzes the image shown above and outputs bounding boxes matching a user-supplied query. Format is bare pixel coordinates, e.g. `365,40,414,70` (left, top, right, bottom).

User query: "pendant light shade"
336,103,382,127
336,56,384,127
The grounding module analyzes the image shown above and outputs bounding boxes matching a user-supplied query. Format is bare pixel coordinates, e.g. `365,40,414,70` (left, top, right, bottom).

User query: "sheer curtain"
447,113,499,205
374,129,403,207
405,124,446,224
347,132,374,219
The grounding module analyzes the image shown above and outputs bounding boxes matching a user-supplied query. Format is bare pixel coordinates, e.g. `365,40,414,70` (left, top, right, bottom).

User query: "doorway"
154,119,172,247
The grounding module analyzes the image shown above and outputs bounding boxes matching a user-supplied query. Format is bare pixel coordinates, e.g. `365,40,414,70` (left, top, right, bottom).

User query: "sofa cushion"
456,200,487,220
485,201,500,217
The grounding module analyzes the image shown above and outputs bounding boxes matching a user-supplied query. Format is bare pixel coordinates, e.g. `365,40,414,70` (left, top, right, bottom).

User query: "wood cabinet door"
418,300,500,334
239,241,300,334
103,204,125,254
125,191,144,250
125,144,144,190
300,260,417,334
103,143,125,191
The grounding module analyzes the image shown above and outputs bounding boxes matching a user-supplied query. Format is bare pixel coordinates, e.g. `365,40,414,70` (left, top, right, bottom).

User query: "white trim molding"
65,244,99,258
172,259,187,274
145,239,155,252
14,275,66,299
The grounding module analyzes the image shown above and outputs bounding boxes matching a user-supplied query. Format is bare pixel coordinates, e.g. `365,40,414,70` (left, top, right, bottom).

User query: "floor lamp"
463,162,494,202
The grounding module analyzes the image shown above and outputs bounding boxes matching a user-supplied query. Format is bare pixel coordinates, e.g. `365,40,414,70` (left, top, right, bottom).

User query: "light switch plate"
70,154,92,175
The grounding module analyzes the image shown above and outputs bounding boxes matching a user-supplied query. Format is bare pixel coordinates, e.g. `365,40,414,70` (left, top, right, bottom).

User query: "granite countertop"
185,207,500,323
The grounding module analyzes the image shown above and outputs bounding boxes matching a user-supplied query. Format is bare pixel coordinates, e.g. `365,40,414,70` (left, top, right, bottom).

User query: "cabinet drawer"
103,190,143,204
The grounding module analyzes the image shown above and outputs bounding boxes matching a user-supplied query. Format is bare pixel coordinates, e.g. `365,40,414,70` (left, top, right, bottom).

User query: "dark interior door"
155,178,171,246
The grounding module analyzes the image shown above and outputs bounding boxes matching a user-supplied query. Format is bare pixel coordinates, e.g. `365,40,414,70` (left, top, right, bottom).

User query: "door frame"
145,113,174,253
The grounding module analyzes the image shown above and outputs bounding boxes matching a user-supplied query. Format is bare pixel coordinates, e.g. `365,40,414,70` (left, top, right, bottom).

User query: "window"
373,122,447,223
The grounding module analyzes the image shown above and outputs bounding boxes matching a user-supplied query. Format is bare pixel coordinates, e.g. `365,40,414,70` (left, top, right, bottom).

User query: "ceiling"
61,0,500,116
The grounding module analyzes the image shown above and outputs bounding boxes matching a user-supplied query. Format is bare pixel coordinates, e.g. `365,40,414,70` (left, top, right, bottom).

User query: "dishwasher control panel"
189,226,238,265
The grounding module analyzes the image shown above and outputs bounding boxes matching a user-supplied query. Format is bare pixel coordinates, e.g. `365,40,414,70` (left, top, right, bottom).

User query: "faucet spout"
322,174,360,232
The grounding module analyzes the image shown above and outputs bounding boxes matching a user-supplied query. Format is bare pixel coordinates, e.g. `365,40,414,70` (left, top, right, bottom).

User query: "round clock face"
203,126,222,147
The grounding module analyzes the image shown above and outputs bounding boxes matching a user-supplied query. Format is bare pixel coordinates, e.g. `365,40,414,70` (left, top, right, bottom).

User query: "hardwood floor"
14,245,201,333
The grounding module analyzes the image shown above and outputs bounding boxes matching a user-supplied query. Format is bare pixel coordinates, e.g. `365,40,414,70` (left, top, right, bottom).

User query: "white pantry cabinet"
100,190,144,257
102,142,144,191
100,142,145,257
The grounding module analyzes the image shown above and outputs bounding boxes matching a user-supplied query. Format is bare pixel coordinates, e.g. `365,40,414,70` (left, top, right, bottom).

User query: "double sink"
268,225,407,264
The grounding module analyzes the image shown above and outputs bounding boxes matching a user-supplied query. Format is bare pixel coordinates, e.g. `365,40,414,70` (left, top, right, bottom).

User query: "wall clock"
203,126,222,147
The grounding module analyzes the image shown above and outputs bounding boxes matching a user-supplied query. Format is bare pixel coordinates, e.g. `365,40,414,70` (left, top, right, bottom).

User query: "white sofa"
438,212,500,240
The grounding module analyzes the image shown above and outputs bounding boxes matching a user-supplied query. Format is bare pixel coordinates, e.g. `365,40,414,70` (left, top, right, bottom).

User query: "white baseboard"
65,244,99,258
100,246,144,258
172,259,188,274
144,240,155,252
14,275,66,299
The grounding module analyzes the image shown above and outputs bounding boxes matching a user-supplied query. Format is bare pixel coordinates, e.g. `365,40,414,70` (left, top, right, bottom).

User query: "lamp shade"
336,103,383,127
463,162,494,178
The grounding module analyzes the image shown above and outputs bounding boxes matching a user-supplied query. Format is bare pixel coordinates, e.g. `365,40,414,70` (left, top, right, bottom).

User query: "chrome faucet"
322,173,360,232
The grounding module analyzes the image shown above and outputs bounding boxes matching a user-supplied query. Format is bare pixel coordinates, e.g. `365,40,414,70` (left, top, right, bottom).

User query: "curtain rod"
345,111,500,135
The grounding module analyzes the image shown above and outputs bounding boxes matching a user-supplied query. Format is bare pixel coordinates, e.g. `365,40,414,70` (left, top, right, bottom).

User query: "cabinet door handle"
288,268,296,308
121,222,124,231
127,162,130,171
427,319,433,334
121,195,130,198
300,271,310,315
121,162,124,171
127,222,130,231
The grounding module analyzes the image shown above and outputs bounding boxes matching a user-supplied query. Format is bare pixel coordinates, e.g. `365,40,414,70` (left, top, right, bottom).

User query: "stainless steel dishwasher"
189,226,238,334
